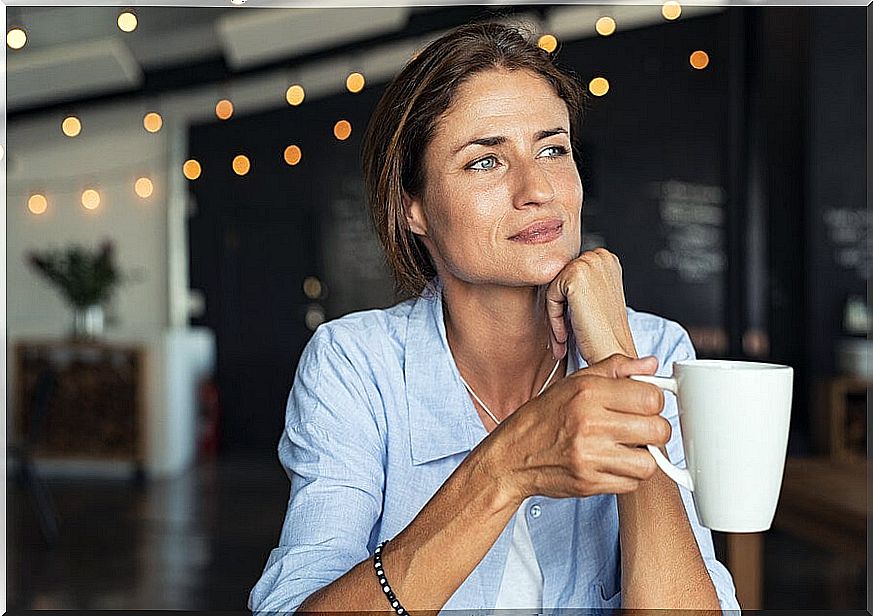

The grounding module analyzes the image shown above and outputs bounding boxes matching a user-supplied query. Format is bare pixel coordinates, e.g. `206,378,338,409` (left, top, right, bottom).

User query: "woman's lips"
508,219,564,244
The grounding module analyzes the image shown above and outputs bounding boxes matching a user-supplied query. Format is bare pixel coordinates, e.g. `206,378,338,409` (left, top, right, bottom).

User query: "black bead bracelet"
373,540,408,615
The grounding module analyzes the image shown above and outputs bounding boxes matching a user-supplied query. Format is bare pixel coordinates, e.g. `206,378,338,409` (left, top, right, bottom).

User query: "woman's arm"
545,248,721,610
618,326,733,610
298,353,670,613
298,435,517,613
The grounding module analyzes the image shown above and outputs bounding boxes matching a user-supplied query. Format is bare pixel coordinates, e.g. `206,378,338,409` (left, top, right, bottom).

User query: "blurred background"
5,2,868,611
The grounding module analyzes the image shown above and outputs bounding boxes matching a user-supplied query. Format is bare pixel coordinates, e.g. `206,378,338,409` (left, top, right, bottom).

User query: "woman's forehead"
435,71,570,144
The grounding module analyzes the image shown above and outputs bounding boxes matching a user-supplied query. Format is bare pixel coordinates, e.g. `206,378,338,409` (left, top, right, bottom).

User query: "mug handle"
628,375,694,492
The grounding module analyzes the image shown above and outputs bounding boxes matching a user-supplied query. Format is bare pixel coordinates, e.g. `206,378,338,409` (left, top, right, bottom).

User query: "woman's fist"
545,248,636,364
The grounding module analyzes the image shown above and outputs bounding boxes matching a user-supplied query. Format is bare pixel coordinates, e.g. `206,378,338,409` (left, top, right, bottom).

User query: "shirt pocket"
590,551,621,609
593,580,621,608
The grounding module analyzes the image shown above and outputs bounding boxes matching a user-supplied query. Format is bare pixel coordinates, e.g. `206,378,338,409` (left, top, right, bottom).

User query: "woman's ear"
402,191,428,237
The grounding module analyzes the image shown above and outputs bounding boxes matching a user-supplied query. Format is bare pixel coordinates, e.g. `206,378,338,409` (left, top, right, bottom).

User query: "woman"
250,22,739,613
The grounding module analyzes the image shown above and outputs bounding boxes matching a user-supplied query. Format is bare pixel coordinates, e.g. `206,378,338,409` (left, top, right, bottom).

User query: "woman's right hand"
487,354,672,503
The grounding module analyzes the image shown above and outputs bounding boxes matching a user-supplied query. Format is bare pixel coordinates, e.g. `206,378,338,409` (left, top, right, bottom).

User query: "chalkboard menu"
653,180,726,284
822,207,870,281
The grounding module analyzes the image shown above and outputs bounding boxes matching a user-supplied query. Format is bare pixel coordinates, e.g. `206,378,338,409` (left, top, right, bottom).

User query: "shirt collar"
405,278,482,465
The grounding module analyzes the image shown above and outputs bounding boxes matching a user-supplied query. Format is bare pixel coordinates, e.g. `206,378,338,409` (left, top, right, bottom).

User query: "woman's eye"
539,145,569,158
468,156,499,171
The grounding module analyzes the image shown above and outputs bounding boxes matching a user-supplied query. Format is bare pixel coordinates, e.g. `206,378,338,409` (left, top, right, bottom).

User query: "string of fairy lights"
8,2,710,217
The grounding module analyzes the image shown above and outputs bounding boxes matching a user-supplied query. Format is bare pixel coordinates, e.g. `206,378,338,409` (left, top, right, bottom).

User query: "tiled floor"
8,453,867,610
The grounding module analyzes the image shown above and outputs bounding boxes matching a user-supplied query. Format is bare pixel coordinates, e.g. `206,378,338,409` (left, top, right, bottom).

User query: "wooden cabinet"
14,340,145,468
821,376,869,460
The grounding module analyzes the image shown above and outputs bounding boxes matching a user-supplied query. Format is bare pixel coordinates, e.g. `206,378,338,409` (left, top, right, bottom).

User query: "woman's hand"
487,354,670,503
545,248,636,364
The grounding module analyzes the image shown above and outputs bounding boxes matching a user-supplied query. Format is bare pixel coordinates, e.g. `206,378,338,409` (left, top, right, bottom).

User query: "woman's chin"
533,254,575,283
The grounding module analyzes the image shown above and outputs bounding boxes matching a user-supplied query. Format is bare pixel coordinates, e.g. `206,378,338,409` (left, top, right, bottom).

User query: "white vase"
72,304,105,340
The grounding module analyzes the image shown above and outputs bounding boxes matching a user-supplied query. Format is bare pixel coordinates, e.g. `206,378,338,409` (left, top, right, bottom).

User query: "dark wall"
805,7,867,378
560,12,731,344
187,85,395,453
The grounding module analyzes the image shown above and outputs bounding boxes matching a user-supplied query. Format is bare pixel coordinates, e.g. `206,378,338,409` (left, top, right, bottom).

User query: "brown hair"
361,20,587,298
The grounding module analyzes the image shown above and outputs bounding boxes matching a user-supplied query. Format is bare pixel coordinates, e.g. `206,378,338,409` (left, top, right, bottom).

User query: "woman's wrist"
472,430,529,512
583,333,638,364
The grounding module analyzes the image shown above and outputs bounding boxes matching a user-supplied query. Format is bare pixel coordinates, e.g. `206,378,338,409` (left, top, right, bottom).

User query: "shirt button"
529,503,542,519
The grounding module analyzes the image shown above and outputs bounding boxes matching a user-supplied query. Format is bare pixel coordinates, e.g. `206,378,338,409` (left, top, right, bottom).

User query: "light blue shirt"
250,280,740,614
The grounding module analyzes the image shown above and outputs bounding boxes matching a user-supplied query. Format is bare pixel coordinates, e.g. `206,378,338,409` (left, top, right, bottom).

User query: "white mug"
630,359,793,532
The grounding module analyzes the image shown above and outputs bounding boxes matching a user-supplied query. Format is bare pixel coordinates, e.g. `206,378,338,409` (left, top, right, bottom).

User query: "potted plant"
27,240,126,339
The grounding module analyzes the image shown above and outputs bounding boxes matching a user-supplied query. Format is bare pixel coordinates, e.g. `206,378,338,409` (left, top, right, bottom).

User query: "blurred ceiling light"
537,34,558,53
117,11,138,33
62,116,82,137
303,276,323,299
135,177,154,198
595,17,616,36
662,1,682,20
690,50,710,69
333,120,352,141
589,76,610,97
81,189,101,210
183,159,202,180
231,0,247,4
215,99,234,120
346,72,366,93
284,145,302,166
143,112,163,133
28,194,48,215
6,28,27,50
286,84,305,106
305,305,326,331
232,154,251,175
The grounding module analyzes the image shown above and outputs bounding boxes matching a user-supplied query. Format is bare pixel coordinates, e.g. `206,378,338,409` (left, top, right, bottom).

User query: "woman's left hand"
545,248,637,364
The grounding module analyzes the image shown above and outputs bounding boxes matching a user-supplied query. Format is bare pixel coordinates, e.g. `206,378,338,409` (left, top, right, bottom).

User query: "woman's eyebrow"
452,127,569,156
535,127,568,140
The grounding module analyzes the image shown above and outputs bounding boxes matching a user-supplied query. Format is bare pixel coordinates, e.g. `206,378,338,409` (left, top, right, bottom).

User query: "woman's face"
405,67,583,289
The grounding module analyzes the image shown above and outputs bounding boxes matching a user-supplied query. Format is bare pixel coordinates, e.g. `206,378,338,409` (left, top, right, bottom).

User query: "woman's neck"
441,278,564,418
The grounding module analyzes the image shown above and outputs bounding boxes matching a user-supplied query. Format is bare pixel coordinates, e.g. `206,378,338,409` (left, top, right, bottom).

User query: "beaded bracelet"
373,540,408,615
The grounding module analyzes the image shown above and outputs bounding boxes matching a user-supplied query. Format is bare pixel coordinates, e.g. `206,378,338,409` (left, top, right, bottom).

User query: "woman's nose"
511,159,556,209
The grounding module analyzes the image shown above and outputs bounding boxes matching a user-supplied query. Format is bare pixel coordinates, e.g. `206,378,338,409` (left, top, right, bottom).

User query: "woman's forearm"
617,468,720,609
584,339,719,610
298,439,520,613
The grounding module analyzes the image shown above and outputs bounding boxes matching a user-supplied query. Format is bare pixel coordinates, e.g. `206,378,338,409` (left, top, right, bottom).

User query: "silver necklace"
458,358,562,426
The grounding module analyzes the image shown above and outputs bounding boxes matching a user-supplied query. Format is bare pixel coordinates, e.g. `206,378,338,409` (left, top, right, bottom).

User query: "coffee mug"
630,360,793,532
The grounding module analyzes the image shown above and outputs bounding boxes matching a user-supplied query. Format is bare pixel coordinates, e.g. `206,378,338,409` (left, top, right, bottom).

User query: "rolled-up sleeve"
658,323,741,613
249,327,385,614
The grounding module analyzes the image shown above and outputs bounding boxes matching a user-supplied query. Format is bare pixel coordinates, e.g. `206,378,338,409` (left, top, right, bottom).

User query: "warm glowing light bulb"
143,112,163,133
662,1,682,20
183,159,202,180
537,34,558,53
81,189,101,210
62,116,82,137
589,77,610,97
286,84,305,106
596,17,616,36
284,145,302,166
232,155,251,176
690,50,710,69
346,72,365,93
215,99,234,120
117,11,138,32
333,120,352,141
28,194,48,215
135,177,154,198
7,28,26,50
303,277,323,299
